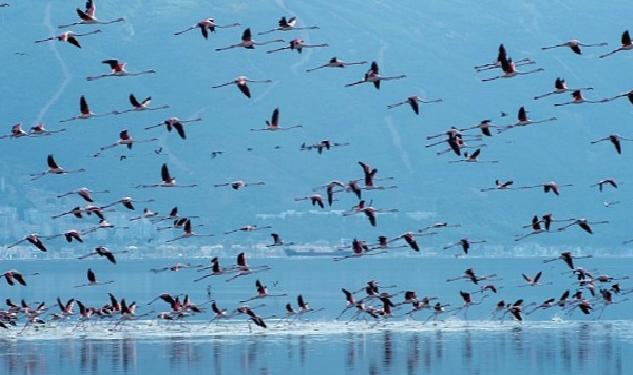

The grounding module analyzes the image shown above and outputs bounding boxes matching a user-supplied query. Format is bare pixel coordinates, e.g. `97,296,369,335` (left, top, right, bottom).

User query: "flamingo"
443,238,487,255
144,117,203,140
334,239,387,261
543,251,593,269
251,108,302,131
417,222,461,233
86,59,156,81
498,106,557,133
267,233,295,247
345,61,406,89
0,123,28,139
225,252,271,281
306,57,367,72
94,129,157,157
518,272,552,287
294,194,326,209
387,96,442,115
78,246,124,264
501,300,524,322
534,77,594,100
215,28,284,51
150,263,201,273
174,18,240,39
26,122,65,137
459,120,500,137
57,187,109,202
213,180,266,190
343,202,399,227
554,89,606,106
195,257,238,281
6,234,48,252
2,270,28,286
60,95,115,122
542,39,608,54
453,291,488,320
481,54,543,82
42,229,85,243
480,179,514,192
591,134,633,154
601,89,633,104
165,219,214,242
58,1,124,29
515,181,573,195
111,94,169,115
134,163,197,188
266,38,328,54
30,154,85,180
591,178,618,191
557,218,609,234
74,268,114,288
240,280,287,303
224,225,272,235
130,208,160,221
258,16,319,34
474,43,534,72
211,76,272,98
300,139,350,154
369,235,407,250
101,196,154,210
446,268,498,285
34,29,101,48
448,148,499,163
599,30,632,58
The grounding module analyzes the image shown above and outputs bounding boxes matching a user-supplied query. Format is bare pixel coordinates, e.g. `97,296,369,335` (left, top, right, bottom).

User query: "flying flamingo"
6,234,47,252
334,239,387,261
251,108,302,131
388,232,431,252
343,202,399,227
195,257,238,281
599,30,632,58
369,235,407,250
239,280,287,303
446,268,498,285
224,225,272,235
266,38,328,54
226,252,271,281
267,233,295,247
543,251,593,269
300,139,350,154
101,196,154,210
443,238,487,255
58,1,124,29
554,90,606,106
60,95,115,122
345,61,406,89
500,299,524,322
2,270,28,286
417,222,461,233
211,76,272,98
145,116,203,140
86,59,156,81
448,148,499,163
215,28,284,51
57,187,109,202
74,268,114,288
94,129,157,157
518,272,552,287
480,179,513,192
30,154,85,180
481,55,543,82
557,218,609,234
542,39,608,54
306,57,367,72
42,229,85,243
453,291,488,320
150,263,201,273
474,44,534,72
112,94,169,115
130,208,160,221
258,16,319,34
591,178,618,191
35,29,101,48
591,134,633,154
458,120,501,137
294,194,326,209
516,181,572,196
387,96,442,115
534,77,594,100
78,246,125,264
26,122,65,137
497,106,557,133
0,123,28,139
174,18,240,39
357,161,396,189
134,163,197,189
601,89,633,104
165,219,214,242
213,180,266,190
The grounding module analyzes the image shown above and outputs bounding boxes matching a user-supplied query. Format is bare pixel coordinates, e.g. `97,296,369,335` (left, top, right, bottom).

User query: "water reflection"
0,325,630,375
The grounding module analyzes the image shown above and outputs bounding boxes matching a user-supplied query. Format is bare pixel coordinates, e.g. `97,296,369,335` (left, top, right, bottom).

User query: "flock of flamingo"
1,1,633,334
